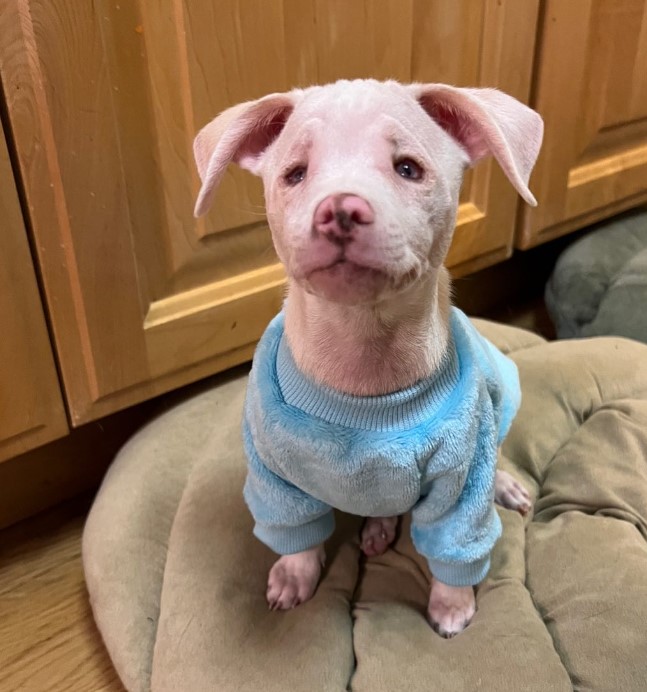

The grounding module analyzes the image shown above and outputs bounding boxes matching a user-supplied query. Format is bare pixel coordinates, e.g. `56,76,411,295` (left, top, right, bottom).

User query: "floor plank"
0,498,124,692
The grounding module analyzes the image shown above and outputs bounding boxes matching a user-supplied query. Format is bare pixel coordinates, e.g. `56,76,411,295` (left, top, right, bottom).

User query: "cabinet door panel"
0,0,538,424
518,0,647,248
0,119,68,461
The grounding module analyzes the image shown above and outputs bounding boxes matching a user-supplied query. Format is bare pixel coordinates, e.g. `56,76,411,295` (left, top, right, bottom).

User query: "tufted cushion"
83,319,647,691
546,208,647,342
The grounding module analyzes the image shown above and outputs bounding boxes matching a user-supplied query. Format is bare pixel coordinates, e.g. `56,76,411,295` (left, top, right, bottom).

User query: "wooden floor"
0,498,124,692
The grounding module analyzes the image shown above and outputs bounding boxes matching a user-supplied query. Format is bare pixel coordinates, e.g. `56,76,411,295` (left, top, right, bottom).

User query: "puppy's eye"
284,165,307,186
394,158,423,181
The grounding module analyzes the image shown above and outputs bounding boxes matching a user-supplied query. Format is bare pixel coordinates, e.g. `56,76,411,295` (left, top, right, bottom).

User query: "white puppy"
194,79,542,637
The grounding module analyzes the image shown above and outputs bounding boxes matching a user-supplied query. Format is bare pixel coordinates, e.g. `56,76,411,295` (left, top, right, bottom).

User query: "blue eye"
394,158,423,180
284,165,307,185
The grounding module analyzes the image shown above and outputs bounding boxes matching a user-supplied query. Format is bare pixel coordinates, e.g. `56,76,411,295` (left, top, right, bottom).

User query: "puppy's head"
194,80,542,305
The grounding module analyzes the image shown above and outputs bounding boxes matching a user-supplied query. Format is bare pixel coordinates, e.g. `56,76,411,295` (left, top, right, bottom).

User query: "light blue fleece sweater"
243,308,521,587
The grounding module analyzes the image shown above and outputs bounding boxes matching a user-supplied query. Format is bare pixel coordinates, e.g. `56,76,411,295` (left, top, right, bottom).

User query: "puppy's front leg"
267,544,326,610
428,580,476,638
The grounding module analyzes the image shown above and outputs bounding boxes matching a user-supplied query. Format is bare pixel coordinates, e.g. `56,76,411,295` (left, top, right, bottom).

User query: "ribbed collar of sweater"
275,313,461,433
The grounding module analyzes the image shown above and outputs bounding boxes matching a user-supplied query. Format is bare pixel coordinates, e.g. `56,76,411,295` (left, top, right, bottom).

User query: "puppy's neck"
283,269,452,396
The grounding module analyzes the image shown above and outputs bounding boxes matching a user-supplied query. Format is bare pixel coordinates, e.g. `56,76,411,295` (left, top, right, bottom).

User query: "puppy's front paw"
428,581,476,638
495,469,532,515
360,516,398,557
267,545,324,611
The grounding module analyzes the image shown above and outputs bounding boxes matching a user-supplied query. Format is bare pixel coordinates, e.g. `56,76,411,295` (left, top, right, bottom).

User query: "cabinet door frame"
518,0,647,248
0,113,68,461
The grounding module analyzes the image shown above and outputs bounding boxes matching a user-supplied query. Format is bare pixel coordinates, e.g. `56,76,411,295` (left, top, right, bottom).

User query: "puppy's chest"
271,439,424,517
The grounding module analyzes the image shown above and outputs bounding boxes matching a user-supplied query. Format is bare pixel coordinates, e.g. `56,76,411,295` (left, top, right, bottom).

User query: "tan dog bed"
83,319,647,692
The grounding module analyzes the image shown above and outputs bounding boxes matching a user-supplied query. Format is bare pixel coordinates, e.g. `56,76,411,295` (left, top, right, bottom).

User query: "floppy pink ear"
411,84,543,206
193,92,297,217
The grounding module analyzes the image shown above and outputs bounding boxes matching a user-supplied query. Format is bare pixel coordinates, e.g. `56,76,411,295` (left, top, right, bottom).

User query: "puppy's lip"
303,259,389,304
306,257,382,277
302,258,420,294
292,252,343,281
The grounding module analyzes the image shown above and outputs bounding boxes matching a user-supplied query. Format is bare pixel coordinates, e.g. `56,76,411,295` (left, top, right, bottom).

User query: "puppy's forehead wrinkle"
276,121,316,162
287,110,441,180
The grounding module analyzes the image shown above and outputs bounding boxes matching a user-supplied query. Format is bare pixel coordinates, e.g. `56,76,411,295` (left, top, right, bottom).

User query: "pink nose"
313,194,374,245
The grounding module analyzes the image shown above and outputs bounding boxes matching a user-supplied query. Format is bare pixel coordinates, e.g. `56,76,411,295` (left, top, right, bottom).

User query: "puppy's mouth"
302,257,418,304
304,259,385,303
310,258,385,281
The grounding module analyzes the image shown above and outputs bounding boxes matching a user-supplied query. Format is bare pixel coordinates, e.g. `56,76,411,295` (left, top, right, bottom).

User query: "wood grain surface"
0,110,69,461
518,0,647,247
0,499,123,692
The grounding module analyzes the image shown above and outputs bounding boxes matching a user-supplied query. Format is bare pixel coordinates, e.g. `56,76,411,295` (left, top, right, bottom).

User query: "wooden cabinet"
0,119,68,462
1,0,646,448
518,0,647,248
0,0,539,425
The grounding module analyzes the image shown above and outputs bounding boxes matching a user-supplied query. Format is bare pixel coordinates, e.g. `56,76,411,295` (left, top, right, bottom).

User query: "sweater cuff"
428,555,491,587
254,512,335,555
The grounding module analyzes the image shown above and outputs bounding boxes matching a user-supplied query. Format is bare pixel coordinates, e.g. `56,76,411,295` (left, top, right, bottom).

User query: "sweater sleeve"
410,429,502,587
242,422,335,555
478,337,521,445
455,310,522,445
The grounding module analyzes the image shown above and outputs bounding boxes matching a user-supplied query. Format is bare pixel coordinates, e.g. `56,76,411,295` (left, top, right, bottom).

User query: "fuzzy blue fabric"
243,308,521,587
